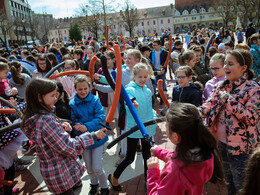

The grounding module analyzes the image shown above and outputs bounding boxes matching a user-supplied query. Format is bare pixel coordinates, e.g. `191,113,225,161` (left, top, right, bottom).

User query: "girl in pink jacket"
147,102,225,195
199,49,260,194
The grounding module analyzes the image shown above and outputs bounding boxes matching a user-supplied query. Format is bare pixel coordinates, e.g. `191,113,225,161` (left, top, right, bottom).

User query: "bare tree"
213,0,236,27
120,1,139,37
235,0,256,27
0,8,13,44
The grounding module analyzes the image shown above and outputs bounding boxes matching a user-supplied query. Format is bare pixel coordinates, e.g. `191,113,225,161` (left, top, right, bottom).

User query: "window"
208,7,214,12
218,6,223,11
183,17,188,21
168,19,170,23
209,14,214,18
175,11,180,16
114,25,116,29
175,18,180,23
147,21,149,25
148,29,151,33
142,22,144,26
191,9,197,14
192,16,197,20
200,8,206,13
153,20,156,25
161,20,163,24
182,10,189,15
200,15,206,20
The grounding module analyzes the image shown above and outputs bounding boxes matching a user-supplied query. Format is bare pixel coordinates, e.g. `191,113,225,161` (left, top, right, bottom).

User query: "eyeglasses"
176,76,187,80
210,67,220,71
38,62,46,66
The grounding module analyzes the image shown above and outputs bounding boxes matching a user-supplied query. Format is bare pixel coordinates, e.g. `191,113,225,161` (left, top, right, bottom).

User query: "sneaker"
89,184,99,195
15,164,27,171
100,188,110,195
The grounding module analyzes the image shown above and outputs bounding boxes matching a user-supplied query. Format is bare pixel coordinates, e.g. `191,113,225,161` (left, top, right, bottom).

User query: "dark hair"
55,81,70,106
226,49,254,80
166,102,225,184
153,39,161,45
247,33,260,47
73,49,84,58
47,52,59,67
22,78,57,125
178,50,195,66
209,47,217,57
62,54,73,61
26,55,36,64
49,47,62,57
60,47,70,56
224,40,234,49
9,61,25,85
21,50,30,56
36,54,52,73
0,57,8,63
240,147,260,195
174,40,182,46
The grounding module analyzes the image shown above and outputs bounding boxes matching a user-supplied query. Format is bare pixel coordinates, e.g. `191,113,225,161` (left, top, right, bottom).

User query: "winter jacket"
199,76,260,155
250,44,260,78
193,62,212,86
22,112,95,194
69,93,107,150
150,48,168,71
172,83,202,107
203,77,225,102
125,82,157,138
147,147,214,195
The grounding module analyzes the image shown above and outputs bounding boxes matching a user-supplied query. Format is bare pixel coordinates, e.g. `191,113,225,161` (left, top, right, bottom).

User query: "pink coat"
147,147,214,195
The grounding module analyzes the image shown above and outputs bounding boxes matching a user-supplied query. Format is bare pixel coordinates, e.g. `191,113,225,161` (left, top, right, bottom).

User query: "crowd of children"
0,27,259,195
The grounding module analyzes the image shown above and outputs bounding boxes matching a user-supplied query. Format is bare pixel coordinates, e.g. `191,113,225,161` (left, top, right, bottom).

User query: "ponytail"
9,61,25,85
247,69,254,80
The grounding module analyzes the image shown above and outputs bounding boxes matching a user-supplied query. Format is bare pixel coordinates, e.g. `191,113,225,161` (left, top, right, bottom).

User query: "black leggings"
4,163,15,195
114,137,151,180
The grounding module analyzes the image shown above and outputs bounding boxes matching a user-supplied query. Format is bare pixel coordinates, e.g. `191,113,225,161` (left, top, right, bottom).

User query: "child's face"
64,63,75,72
75,81,90,100
106,55,115,68
126,54,139,69
194,51,201,63
210,60,225,78
0,68,9,80
38,60,47,71
186,57,196,68
224,54,247,83
74,53,80,60
41,89,58,107
176,71,191,87
87,49,95,60
134,69,148,87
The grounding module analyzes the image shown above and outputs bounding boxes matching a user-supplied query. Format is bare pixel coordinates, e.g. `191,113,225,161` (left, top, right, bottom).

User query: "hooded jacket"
22,112,95,194
147,147,214,195
172,83,202,107
125,82,157,138
69,92,107,150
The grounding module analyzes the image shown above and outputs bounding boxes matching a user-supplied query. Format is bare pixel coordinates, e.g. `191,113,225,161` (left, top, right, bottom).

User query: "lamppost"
22,19,28,50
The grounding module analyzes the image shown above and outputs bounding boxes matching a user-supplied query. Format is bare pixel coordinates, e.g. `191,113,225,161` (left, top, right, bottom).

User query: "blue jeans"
155,73,167,92
218,141,249,195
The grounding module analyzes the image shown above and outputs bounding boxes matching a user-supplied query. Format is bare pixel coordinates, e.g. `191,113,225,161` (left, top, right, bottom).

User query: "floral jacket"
199,76,260,155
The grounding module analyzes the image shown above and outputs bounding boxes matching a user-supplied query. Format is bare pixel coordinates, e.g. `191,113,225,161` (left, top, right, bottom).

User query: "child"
203,53,225,102
170,51,180,79
82,46,96,70
73,49,84,70
32,54,60,80
60,60,77,100
8,61,31,100
0,62,18,101
172,66,203,107
108,63,157,191
69,75,109,195
240,147,260,195
199,49,259,194
21,78,107,195
147,102,225,194
178,50,196,68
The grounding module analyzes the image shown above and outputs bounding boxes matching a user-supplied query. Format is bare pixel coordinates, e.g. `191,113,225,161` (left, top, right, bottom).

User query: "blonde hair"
140,57,155,79
74,75,92,89
210,53,225,67
132,63,149,81
126,49,141,60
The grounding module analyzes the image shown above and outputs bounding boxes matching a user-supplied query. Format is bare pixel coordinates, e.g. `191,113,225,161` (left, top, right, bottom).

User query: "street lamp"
22,19,28,50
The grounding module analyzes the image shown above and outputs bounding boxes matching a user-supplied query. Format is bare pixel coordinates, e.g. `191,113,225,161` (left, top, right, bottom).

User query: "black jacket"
172,83,202,107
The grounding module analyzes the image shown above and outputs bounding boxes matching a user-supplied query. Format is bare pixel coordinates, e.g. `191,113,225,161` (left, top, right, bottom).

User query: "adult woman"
199,49,260,195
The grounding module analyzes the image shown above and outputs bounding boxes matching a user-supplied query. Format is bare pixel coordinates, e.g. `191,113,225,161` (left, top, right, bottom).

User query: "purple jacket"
203,77,225,102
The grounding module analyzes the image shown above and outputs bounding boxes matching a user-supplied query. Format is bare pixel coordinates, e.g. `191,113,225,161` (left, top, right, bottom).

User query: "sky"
27,0,173,18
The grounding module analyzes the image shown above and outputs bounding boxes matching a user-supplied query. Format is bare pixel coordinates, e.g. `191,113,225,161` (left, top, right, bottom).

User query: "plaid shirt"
23,113,94,194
